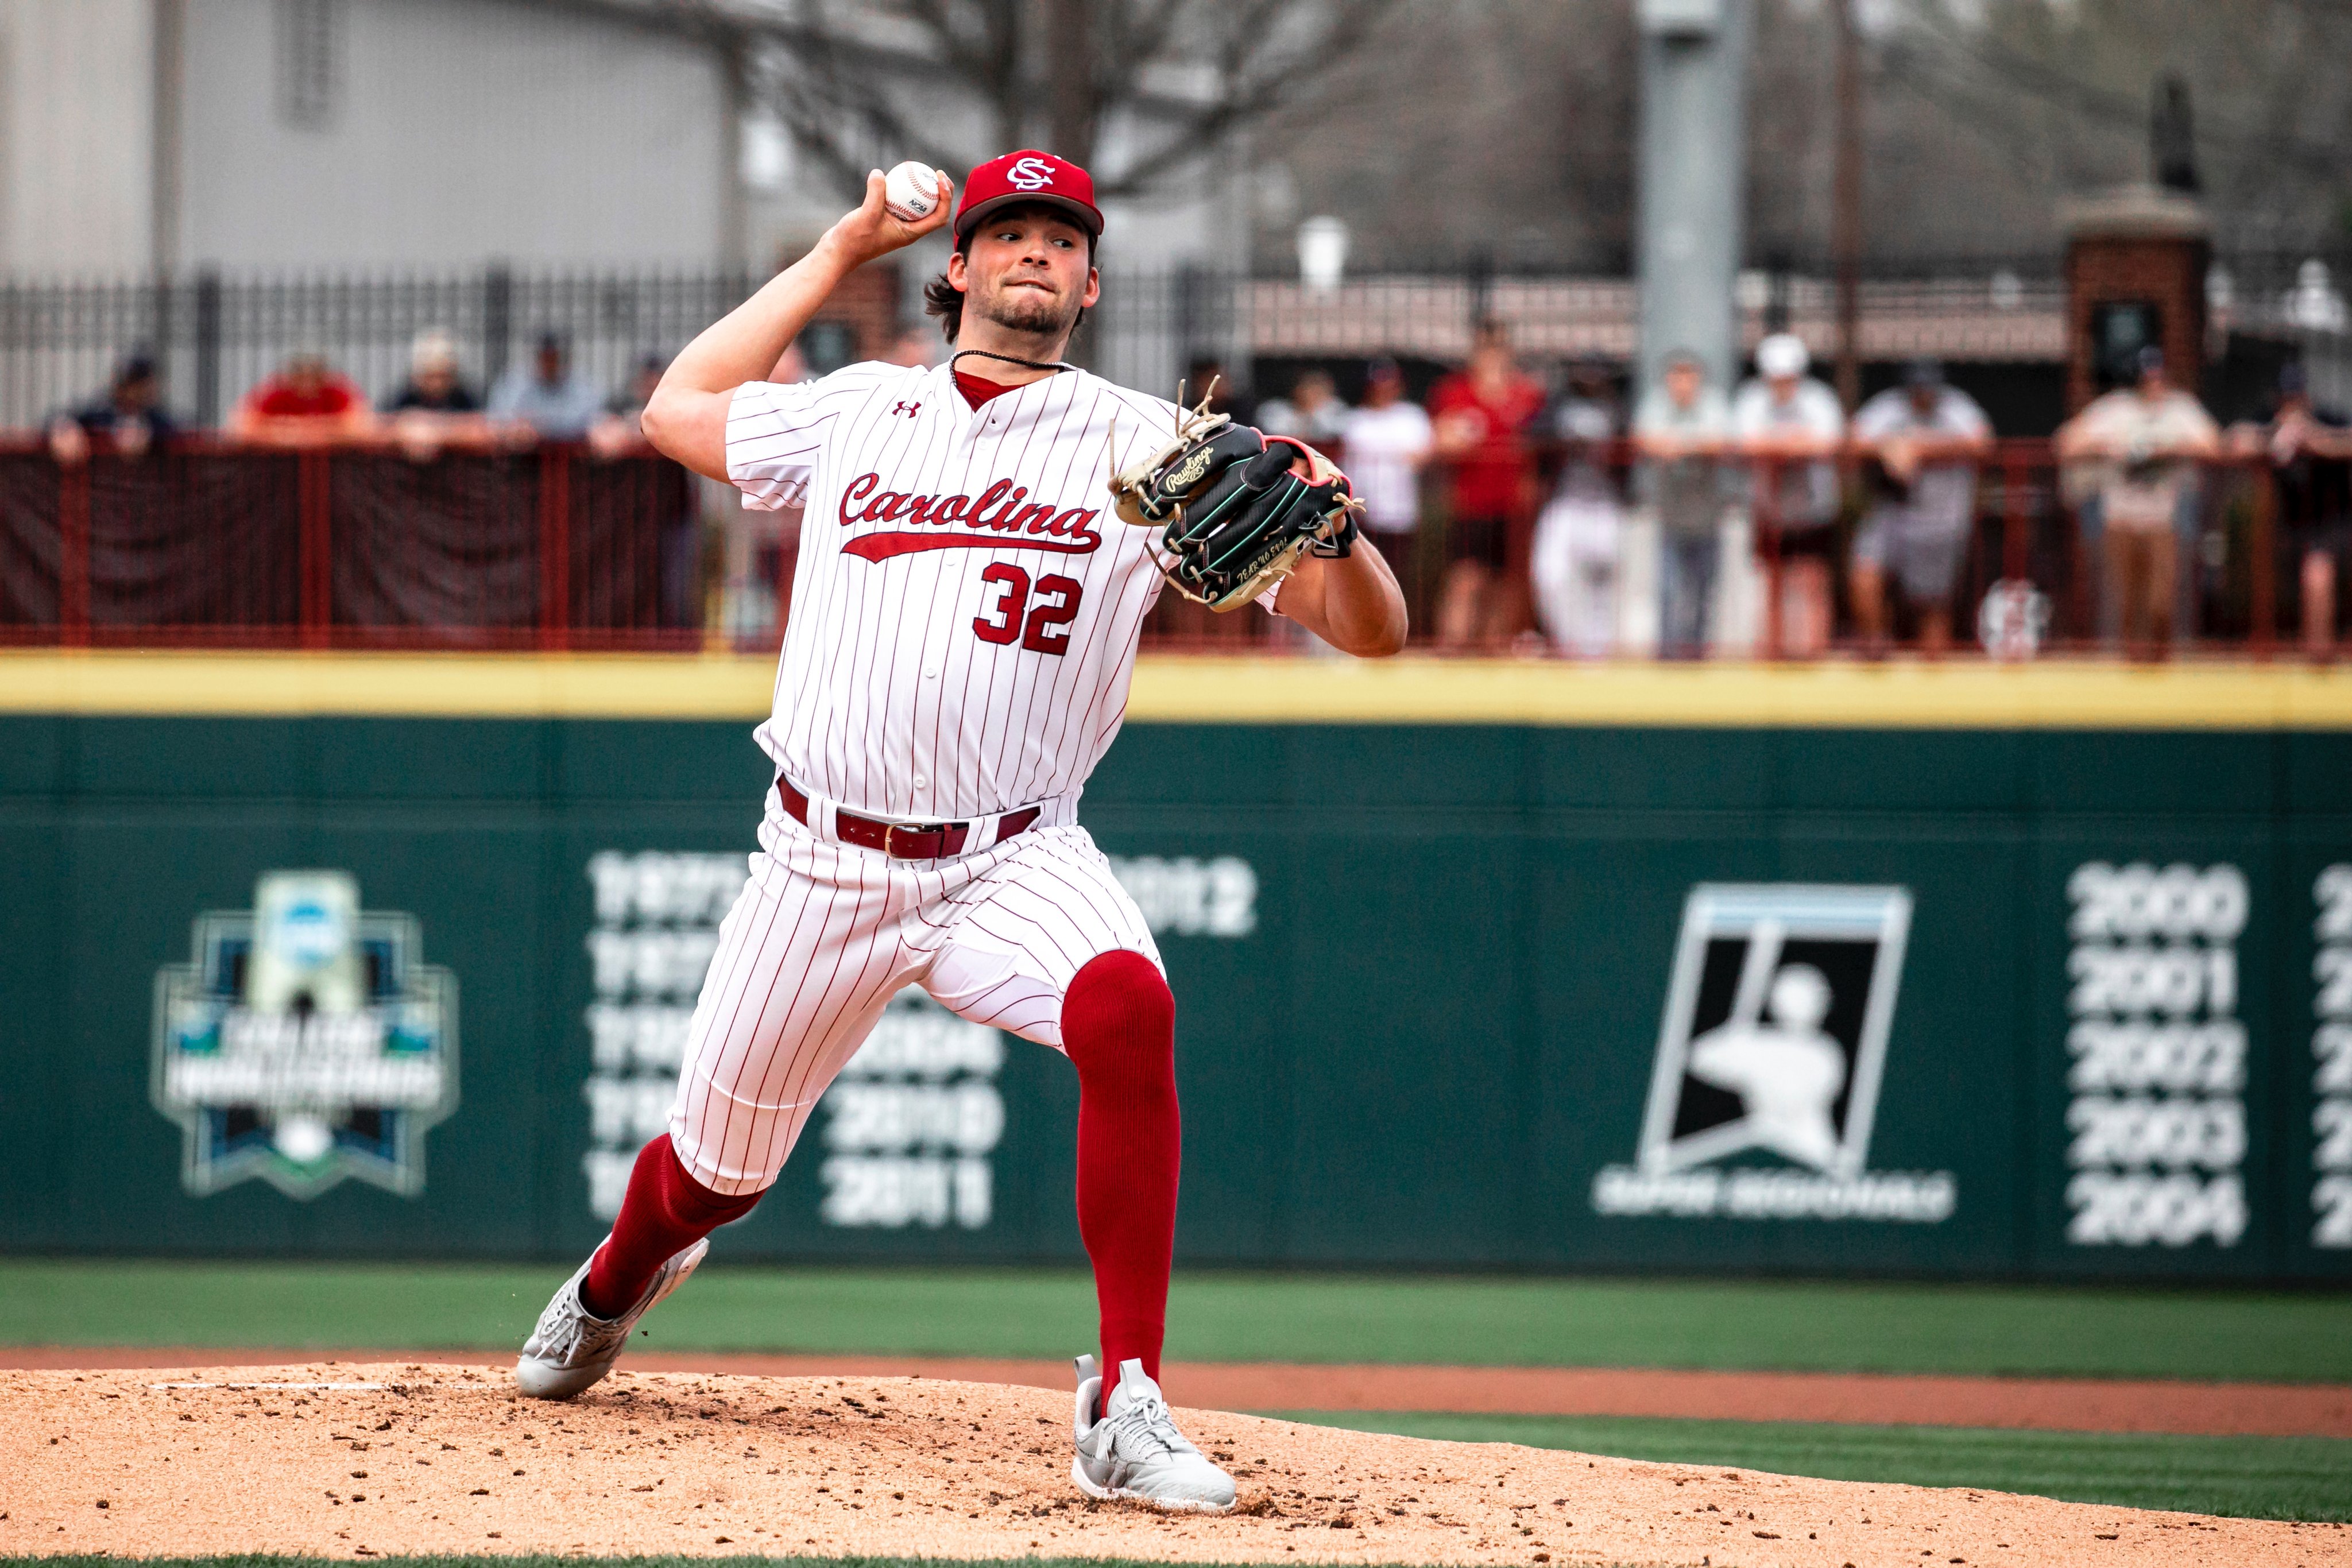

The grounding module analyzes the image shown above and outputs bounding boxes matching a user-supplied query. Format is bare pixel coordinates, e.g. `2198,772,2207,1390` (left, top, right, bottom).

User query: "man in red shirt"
229,350,373,446
1429,319,1545,649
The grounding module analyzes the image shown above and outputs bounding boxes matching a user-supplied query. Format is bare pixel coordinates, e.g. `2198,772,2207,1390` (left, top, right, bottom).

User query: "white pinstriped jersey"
728,359,1216,823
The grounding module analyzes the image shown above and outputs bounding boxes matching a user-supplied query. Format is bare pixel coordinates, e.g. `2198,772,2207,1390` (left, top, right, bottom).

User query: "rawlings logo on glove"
1107,386,1363,612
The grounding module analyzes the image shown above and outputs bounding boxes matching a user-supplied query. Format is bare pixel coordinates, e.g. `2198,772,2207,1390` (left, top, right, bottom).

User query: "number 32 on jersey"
973,564,1082,654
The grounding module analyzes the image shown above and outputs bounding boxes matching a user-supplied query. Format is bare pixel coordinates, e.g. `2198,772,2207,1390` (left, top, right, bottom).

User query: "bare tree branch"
697,0,1403,206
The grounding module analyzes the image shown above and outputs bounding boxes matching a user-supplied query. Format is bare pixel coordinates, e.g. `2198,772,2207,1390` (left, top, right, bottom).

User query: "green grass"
1275,1410,2352,1523
3,1259,2350,1383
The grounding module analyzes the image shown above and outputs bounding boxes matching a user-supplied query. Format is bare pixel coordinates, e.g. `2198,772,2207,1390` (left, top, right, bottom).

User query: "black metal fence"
7,252,2347,431
0,269,765,430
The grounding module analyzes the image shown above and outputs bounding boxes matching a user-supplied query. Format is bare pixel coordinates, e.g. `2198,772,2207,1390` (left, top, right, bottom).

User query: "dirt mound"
10,1350,2345,1438
0,1364,2336,1566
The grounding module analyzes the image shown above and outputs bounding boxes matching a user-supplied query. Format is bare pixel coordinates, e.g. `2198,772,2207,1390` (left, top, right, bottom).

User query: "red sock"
1062,950,1180,1397
579,1133,761,1320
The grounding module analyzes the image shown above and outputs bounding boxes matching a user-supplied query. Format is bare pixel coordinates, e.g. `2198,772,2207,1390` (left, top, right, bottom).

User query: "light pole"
1636,0,1755,396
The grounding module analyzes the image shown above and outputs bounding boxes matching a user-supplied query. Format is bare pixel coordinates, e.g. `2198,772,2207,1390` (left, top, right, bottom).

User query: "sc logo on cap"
1007,156,1057,191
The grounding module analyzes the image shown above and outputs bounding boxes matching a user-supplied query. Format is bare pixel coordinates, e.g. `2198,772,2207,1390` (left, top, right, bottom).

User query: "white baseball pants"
667,791,1162,1196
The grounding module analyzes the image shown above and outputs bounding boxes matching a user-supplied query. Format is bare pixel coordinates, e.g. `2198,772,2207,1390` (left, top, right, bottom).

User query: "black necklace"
951,348,1077,375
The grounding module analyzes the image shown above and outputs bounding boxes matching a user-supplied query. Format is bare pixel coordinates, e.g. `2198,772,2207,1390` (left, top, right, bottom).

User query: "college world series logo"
1591,884,1955,1224
151,870,459,1199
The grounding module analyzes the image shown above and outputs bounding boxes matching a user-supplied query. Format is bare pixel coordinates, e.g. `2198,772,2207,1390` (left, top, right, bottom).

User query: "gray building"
0,0,740,277
0,0,1256,425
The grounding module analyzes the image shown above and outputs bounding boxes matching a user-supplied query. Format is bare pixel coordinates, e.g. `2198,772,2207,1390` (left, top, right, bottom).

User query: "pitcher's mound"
0,1364,2329,1566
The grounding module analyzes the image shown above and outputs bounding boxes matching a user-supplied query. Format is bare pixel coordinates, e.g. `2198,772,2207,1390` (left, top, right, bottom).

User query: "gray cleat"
514,1236,707,1400
1071,1353,1236,1512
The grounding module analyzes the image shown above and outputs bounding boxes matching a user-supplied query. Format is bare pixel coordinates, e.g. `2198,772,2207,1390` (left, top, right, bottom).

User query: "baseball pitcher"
514,149,1407,1512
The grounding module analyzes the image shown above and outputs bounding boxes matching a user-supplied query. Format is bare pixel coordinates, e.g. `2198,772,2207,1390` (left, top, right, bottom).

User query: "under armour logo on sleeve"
892,401,922,417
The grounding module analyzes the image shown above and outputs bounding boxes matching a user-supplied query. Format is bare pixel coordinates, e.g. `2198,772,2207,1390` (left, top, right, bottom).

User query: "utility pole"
1635,0,1755,395
1831,0,1863,412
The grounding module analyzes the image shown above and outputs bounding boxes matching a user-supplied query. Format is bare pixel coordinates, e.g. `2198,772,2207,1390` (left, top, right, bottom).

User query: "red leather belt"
777,777,1041,861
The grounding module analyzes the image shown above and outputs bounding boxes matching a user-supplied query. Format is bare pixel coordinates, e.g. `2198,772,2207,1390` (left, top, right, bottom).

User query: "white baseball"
884,161,941,223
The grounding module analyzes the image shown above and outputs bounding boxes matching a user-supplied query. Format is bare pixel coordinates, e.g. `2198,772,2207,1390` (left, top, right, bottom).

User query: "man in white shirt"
1531,359,1624,656
1339,357,1435,589
1732,333,1845,659
1850,360,1993,657
2057,346,2220,659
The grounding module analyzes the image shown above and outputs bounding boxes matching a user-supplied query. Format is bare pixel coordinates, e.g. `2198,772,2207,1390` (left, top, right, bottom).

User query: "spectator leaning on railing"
47,351,178,465
1850,359,1993,659
489,331,604,439
1337,357,1434,592
1732,332,1846,660
1530,358,1625,658
589,350,701,629
1430,319,1545,651
384,328,482,414
589,352,668,459
227,350,373,446
2231,362,2352,662
2056,344,2219,661
1633,349,1732,660
1257,369,1352,447
382,328,493,460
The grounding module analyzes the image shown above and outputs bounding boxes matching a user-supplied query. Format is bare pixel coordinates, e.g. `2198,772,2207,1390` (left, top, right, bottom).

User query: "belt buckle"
884,820,950,858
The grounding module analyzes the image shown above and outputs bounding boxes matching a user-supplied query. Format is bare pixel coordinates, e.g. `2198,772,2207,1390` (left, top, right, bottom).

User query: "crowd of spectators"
49,330,671,466
31,320,2350,660
1240,322,2342,662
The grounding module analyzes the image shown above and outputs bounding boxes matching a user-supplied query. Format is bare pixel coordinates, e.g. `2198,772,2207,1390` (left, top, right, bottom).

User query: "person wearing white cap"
385,328,479,413
1732,332,1846,657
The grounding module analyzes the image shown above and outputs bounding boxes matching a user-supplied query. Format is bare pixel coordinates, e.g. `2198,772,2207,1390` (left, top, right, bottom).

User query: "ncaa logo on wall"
1591,884,1955,1224
151,871,459,1199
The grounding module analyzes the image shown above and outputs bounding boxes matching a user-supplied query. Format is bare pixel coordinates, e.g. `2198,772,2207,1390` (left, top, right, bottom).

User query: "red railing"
0,433,2305,657
1135,437,2297,659
1736,441,2290,661
0,434,706,652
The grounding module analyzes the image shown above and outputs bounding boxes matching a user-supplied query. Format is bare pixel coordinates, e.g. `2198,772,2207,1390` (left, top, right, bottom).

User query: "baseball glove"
1108,395,1363,612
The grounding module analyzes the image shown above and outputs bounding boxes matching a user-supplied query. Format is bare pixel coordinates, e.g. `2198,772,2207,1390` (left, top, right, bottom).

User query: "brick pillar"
768,243,908,367
2061,185,2210,413
821,259,904,361
771,249,900,361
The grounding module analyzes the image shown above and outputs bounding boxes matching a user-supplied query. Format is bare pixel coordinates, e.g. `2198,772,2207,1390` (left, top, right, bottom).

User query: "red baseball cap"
953,150,1104,241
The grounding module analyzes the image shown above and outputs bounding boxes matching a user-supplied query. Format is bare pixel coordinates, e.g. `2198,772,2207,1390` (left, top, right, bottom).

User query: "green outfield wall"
2,695,2349,1282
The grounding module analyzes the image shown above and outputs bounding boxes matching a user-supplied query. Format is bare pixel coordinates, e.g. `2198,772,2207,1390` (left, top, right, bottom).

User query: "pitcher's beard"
973,281,1080,346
